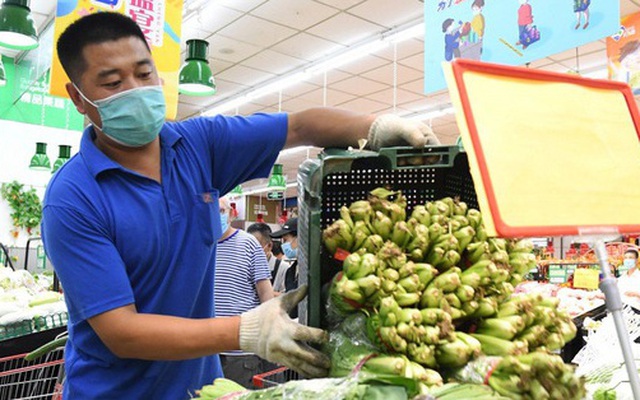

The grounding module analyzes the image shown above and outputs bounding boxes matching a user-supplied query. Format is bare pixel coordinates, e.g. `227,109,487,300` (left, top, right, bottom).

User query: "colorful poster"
49,0,183,120
607,12,640,95
425,0,620,93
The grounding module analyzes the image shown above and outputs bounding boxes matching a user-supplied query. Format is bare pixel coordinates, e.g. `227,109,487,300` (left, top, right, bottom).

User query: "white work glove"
367,114,441,151
240,285,330,378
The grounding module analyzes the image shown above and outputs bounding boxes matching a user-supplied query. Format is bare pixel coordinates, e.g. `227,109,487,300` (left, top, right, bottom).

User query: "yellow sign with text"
50,0,183,120
573,268,600,291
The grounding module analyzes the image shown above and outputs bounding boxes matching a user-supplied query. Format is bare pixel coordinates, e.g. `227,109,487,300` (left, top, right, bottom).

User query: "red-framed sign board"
444,59,640,238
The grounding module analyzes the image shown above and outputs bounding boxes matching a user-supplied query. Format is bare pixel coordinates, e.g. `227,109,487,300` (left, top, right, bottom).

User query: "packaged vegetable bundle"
449,352,586,400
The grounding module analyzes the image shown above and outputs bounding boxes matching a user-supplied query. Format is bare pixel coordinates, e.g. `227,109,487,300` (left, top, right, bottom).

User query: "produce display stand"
252,367,300,389
444,58,640,398
297,145,478,329
561,303,608,363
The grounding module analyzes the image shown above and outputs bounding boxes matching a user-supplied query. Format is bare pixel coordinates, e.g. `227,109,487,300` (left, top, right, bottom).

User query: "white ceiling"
25,0,640,198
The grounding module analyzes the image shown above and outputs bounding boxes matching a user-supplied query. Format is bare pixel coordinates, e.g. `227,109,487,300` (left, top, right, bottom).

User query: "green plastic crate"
297,146,479,328
0,312,68,342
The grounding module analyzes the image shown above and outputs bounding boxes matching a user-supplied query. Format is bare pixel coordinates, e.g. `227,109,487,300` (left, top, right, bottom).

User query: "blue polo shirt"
41,113,287,400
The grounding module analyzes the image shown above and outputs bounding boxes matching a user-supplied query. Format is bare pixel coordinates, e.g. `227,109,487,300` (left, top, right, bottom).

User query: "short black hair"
442,18,454,33
272,241,284,256
57,12,150,84
625,248,639,258
247,223,272,245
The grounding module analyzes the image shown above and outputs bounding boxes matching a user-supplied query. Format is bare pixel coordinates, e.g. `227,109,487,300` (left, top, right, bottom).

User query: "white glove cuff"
239,310,261,354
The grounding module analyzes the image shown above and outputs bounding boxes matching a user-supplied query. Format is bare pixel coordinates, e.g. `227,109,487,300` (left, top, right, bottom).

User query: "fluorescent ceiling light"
306,40,389,75
247,72,310,100
406,106,455,121
200,19,424,117
278,146,315,157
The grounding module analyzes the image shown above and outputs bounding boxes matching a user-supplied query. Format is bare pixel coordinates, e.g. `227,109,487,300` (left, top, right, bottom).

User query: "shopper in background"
272,241,286,262
270,219,300,319
247,223,291,295
215,198,276,388
618,249,640,300
41,12,440,400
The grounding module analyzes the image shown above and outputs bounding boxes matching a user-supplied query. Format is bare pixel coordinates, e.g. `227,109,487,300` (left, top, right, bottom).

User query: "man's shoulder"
45,156,95,208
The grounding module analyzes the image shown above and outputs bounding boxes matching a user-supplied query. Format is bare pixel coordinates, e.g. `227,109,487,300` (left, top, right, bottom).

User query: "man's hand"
239,285,330,378
367,114,441,151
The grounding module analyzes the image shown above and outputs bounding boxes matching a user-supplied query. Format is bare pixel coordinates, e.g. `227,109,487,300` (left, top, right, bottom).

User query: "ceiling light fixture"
29,142,50,171
242,182,297,197
0,0,38,51
267,164,287,193
51,145,71,174
179,39,216,96
200,19,424,117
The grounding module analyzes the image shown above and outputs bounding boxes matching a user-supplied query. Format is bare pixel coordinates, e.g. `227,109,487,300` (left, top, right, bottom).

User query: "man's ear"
66,82,87,115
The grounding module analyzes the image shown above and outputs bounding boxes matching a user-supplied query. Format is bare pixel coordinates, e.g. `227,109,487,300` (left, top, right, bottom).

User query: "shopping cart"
0,336,66,400
252,367,300,389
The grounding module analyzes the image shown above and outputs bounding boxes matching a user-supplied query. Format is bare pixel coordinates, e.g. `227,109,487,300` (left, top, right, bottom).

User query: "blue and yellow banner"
49,0,184,120
425,0,619,94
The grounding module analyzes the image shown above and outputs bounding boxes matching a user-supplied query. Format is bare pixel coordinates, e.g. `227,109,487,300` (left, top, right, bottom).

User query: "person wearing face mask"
617,249,640,302
246,223,291,296
270,219,300,318
214,198,276,388
40,12,441,400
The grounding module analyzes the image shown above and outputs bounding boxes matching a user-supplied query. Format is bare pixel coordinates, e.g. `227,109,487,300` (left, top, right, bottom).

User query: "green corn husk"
372,211,393,240
397,307,422,325
461,300,479,316
476,319,519,340
407,343,437,368
455,285,475,303
473,297,498,318
465,241,491,265
436,339,472,368
409,248,425,262
352,229,369,253
389,203,406,225
391,220,413,249
381,279,397,294
420,308,446,326
428,268,462,293
355,274,382,298
426,246,446,268
460,271,482,288
378,241,407,270
362,354,407,376
466,208,482,229
420,287,444,309
398,261,417,279
398,274,421,293
394,292,421,307
507,239,534,254
343,253,363,279
339,205,355,229
449,307,465,320
451,215,470,227
475,226,488,242
453,226,476,253
444,293,462,309
471,333,528,356
438,250,461,271
411,205,431,226
427,200,450,217
363,234,385,254
415,263,438,287
455,331,482,358
381,267,400,282
428,222,447,242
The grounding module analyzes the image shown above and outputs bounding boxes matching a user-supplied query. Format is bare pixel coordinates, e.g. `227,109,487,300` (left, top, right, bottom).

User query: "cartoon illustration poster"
607,12,640,95
49,0,184,120
425,0,620,94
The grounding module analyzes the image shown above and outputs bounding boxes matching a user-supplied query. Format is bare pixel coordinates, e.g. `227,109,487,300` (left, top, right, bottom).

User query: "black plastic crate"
297,146,478,328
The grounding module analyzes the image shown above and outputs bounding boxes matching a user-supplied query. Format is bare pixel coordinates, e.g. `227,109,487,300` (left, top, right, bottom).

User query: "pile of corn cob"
323,188,584,399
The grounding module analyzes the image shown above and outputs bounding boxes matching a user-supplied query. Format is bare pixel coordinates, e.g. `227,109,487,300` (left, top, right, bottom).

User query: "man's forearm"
89,306,240,360
286,108,375,149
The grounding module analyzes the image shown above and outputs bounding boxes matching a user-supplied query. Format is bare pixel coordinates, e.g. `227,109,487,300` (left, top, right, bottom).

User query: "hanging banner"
0,58,84,131
607,12,640,95
424,0,620,94
49,0,183,120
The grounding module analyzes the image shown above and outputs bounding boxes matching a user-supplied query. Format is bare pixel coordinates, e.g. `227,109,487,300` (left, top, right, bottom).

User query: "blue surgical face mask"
282,242,297,259
76,85,166,147
220,213,229,233
623,258,636,269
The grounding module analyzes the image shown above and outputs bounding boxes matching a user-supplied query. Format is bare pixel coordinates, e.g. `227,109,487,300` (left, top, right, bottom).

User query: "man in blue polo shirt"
41,12,440,400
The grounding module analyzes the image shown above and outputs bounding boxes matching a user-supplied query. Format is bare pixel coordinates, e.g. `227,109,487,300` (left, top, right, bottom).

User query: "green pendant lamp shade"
52,145,71,173
29,142,50,171
0,56,6,86
267,164,287,192
230,184,243,196
179,39,216,96
0,0,38,51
